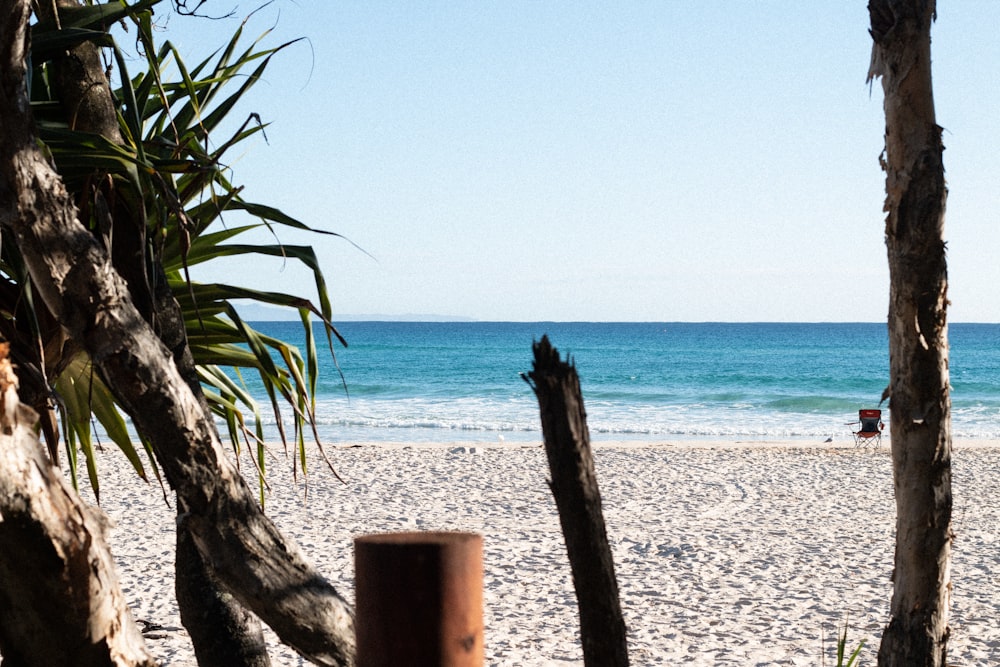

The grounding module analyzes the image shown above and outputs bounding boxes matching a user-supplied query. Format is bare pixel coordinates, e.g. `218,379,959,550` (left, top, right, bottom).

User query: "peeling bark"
867,2,952,665
0,344,157,667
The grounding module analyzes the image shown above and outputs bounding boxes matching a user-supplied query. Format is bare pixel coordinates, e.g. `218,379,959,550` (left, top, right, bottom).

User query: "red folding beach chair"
850,409,884,448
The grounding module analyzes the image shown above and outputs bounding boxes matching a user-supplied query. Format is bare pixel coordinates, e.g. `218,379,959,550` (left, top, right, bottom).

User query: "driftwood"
525,336,629,667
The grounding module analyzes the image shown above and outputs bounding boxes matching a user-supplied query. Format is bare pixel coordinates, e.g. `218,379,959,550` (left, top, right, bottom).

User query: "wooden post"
355,532,483,667
525,336,630,666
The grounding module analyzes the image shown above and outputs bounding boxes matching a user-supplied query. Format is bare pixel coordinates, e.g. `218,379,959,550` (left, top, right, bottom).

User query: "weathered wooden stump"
525,335,629,667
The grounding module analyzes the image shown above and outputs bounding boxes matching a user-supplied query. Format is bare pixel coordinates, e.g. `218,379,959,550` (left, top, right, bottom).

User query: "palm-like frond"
54,355,155,502
11,1,350,496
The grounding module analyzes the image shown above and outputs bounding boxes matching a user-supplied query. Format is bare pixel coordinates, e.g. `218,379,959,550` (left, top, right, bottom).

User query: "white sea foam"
229,396,1000,444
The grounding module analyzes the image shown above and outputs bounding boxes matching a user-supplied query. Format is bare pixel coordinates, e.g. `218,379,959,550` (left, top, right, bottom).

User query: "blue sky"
165,2,1000,322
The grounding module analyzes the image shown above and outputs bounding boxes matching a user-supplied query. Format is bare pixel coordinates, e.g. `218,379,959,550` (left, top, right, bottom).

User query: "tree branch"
0,343,157,667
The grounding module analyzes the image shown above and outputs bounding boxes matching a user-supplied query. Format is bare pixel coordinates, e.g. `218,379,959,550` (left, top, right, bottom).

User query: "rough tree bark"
0,344,157,667
0,2,356,665
526,336,629,667
867,2,952,665
176,518,272,667
26,1,273,663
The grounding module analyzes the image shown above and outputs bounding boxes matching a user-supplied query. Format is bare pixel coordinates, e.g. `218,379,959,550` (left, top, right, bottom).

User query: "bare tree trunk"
0,2,356,665
0,344,157,667
526,336,629,667
867,2,952,666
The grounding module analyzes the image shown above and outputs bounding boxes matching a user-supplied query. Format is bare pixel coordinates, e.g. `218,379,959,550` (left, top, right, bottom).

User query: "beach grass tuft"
834,618,866,667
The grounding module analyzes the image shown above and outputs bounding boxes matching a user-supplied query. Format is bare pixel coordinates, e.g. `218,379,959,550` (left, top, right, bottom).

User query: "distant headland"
235,302,474,323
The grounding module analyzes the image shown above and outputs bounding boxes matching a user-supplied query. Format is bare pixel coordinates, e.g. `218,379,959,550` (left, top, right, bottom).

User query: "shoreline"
84,439,1000,666
320,436,1000,450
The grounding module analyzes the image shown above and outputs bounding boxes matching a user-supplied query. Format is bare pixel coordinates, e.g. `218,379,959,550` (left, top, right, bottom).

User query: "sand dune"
83,440,1000,666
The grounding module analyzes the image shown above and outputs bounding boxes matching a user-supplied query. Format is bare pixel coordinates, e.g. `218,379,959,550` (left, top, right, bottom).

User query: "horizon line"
246,316,1000,325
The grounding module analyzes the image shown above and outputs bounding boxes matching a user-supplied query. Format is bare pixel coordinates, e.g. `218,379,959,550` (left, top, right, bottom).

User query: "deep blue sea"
239,322,1000,444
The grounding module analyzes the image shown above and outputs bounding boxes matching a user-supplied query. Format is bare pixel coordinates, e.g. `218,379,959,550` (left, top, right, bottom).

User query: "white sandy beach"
81,439,1000,666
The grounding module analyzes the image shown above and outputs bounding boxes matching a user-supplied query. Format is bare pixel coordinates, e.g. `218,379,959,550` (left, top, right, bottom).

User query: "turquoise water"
241,322,1000,443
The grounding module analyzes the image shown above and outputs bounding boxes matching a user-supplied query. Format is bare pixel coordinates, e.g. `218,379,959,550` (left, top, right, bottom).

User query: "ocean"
234,322,1000,445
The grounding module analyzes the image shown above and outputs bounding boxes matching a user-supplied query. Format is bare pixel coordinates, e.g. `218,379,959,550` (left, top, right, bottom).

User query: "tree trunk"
33,0,125,143
0,2,357,665
867,2,952,666
176,512,272,667
0,344,157,667
526,336,629,667
29,0,276,661
164,271,273,667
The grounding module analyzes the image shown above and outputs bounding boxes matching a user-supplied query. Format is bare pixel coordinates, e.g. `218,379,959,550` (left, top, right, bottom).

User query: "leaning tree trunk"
176,515,272,667
0,2,356,665
526,336,630,667
28,1,273,663
867,2,952,666
0,344,157,667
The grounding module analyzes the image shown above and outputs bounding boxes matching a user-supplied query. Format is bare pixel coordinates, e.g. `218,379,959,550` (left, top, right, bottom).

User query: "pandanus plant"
2,0,349,502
